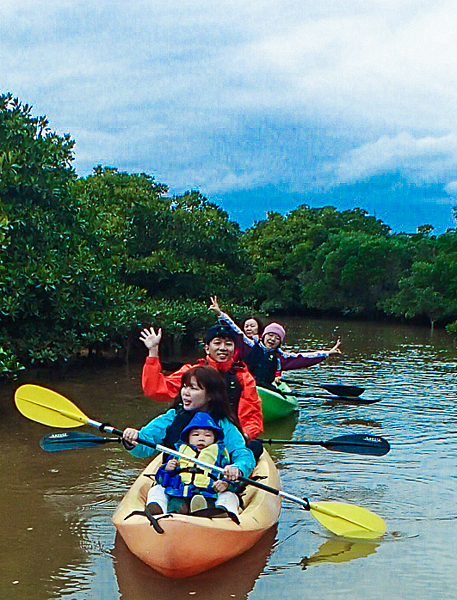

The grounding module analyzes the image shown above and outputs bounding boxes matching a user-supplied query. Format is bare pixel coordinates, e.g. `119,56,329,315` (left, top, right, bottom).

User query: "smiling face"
204,336,235,363
180,376,210,411
262,332,281,350
243,318,259,339
187,427,216,450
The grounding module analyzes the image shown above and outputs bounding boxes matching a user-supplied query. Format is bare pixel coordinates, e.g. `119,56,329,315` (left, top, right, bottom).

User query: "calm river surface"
1,317,457,600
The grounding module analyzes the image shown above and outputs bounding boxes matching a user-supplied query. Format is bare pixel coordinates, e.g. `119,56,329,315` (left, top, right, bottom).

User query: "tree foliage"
74,168,252,302
0,97,251,378
2,93,457,377
242,205,399,314
0,95,144,374
301,232,412,315
385,230,457,327
242,203,457,328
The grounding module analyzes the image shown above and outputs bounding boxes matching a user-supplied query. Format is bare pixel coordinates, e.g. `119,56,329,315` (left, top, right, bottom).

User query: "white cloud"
219,2,457,130
2,0,457,230
445,181,457,195
334,132,457,184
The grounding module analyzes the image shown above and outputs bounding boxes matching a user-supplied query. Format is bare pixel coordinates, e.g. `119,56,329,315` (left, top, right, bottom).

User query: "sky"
2,0,457,233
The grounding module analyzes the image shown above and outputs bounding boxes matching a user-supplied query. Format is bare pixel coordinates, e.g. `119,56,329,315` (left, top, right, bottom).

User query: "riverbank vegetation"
2,94,457,377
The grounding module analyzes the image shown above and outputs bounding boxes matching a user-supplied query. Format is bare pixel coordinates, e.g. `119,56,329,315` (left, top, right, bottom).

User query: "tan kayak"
112,450,282,578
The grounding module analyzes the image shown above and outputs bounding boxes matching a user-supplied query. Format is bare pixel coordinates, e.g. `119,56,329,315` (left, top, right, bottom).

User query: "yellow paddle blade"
14,384,88,428
309,501,386,539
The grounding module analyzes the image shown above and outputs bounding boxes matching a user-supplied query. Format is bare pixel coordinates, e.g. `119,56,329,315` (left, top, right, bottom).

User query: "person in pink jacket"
209,296,342,387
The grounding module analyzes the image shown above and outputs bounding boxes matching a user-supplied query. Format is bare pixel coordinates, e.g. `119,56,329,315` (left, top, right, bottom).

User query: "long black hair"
170,365,242,432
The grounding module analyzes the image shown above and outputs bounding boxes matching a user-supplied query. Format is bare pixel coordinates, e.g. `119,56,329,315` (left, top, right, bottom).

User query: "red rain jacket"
142,355,263,440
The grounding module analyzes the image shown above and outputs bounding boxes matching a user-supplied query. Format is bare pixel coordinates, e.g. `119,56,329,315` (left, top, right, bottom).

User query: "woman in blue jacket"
123,365,255,528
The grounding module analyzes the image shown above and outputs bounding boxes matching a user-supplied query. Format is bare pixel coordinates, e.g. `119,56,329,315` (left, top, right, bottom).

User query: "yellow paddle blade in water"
14,384,88,428
309,501,386,539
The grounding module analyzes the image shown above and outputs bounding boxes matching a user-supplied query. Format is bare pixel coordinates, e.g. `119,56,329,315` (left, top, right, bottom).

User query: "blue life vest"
156,441,231,499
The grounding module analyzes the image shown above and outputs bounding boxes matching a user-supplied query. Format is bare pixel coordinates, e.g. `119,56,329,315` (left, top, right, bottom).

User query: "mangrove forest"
2,93,457,378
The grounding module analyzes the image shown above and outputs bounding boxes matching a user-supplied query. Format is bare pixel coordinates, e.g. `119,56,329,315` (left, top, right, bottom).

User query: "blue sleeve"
218,419,256,477
128,409,177,459
155,464,167,485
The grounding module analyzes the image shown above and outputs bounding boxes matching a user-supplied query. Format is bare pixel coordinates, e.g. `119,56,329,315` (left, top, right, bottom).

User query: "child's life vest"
155,412,234,499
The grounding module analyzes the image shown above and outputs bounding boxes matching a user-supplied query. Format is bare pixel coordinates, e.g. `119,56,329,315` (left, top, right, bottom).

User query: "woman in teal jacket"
123,365,255,527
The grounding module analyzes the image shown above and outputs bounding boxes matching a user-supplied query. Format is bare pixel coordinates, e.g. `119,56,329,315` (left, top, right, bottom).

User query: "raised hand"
139,327,162,357
328,338,342,355
208,295,222,316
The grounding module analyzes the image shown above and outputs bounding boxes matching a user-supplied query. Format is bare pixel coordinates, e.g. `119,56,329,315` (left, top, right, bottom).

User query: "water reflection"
262,412,298,440
321,396,382,406
300,537,379,568
112,526,278,599
3,317,457,599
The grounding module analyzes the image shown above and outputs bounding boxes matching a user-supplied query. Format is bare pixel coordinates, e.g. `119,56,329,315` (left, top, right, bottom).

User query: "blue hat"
205,325,236,344
180,412,223,442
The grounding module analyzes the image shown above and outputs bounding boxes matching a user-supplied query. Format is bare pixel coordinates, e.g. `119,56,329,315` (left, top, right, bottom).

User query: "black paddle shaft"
259,434,390,456
40,431,389,457
40,432,121,451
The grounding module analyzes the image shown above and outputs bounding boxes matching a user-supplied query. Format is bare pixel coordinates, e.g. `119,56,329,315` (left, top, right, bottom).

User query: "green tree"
242,204,394,313
300,231,411,315
384,245,457,328
75,168,251,302
126,189,252,302
241,211,300,311
0,95,143,375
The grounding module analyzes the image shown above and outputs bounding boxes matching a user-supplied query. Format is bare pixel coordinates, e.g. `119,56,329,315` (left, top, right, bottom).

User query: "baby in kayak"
155,412,241,523
122,365,254,532
209,296,342,387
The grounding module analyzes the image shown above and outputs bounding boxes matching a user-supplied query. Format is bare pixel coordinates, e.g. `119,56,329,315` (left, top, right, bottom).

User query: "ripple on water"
5,319,457,600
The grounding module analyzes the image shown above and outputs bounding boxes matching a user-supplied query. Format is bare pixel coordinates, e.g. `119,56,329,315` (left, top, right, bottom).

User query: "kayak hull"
112,451,281,578
257,382,299,422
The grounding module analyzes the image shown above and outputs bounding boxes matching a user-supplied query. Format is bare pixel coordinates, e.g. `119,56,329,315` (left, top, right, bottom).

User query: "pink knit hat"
262,323,286,343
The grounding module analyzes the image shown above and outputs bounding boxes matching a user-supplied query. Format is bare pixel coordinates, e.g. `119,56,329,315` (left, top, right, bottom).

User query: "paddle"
285,390,369,401
40,431,121,451
320,384,364,397
14,384,386,539
287,390,379,404
282,379,365,397
260,383,376,404
40,431,390,457
260,434,390,456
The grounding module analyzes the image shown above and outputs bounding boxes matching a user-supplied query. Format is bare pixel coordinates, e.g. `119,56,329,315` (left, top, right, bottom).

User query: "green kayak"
257,382,299,422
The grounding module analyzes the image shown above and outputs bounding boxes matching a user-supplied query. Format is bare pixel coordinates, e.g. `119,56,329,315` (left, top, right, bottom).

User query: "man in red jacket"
140,324,263,441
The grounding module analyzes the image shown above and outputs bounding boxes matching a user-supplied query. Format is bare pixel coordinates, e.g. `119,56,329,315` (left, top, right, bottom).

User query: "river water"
1,317,456,600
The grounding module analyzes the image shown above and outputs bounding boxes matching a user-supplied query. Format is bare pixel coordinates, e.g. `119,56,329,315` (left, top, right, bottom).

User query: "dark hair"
170,365,242,431
205,324,237,344
239,315,264,337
